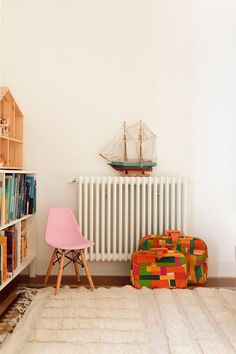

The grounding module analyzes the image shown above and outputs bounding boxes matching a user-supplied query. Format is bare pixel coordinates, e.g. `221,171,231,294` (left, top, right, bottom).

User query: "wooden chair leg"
80,250,94,290
55,250,65,295
72,250,80,284
44,248,57,287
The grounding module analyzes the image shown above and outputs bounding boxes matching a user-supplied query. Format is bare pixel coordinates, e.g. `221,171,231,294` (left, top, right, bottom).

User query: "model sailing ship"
100,121,157,176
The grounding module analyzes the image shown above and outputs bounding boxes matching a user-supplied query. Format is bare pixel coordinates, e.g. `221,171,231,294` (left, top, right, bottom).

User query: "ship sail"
100,120,157,175
100,124,137,163
127,121,157,162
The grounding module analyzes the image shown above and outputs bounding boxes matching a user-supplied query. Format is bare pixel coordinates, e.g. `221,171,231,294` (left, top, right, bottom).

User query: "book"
0,233,7,282
12,174,18,220
16,174,20,219
21,220,27,260
5,175,10,224
10,174,15,220
8,174,13,222
0,244,2,285
14,227,18,269
5,227,15,275
26,176,36,214
0,180,3,223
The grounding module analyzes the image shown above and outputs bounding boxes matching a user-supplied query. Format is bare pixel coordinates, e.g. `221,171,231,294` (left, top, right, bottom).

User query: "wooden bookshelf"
0,87,23,169
0,170,37,290
0,86,36,291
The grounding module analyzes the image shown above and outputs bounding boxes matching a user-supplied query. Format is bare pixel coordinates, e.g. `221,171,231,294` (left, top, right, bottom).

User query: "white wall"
1,0,235,277
191,1,236,276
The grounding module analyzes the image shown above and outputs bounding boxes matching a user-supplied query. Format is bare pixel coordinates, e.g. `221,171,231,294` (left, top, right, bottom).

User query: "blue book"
10,174,15,220
26,176,36,214
15,174,20,219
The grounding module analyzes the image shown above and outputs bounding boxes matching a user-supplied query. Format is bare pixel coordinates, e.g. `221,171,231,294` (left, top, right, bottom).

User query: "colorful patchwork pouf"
138,230,208,285
130,248,188,289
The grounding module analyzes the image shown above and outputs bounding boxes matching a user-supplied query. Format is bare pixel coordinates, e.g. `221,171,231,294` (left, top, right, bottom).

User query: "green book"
8,175,13,222
5,176,9,224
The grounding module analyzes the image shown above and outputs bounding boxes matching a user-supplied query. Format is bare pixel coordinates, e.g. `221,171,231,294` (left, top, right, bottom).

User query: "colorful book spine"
5,176,9,224
12,175,18,220
26,176,36,214
9,174,15,220
0,244,2,285
21,220,28,260
0,180,3,224
14,228,18,269
5,227,15,276
0,233,7,282
8,175,13,222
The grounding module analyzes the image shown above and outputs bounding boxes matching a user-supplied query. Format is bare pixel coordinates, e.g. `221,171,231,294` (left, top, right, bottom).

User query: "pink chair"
44,207,94,295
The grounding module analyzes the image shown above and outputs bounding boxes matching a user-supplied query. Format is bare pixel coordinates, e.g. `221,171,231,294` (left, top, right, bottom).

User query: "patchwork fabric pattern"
138,232,208,284
131,249,187,289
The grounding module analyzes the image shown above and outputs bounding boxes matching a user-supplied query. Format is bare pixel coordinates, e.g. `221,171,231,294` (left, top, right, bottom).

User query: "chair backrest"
45,207,84,247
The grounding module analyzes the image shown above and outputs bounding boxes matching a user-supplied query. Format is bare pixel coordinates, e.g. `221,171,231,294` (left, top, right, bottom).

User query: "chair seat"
47,239,94,250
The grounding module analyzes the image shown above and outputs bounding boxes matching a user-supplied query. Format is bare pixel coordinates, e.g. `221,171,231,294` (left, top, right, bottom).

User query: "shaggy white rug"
1,286,236,354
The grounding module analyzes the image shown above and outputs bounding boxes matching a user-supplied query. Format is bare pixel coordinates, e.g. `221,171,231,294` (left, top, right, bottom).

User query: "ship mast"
139,120,143,162
123,121,128,161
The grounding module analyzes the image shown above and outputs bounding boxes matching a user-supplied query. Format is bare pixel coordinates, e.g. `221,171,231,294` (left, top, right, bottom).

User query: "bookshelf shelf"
0,214,33,231
0,87,23,169
0,171,37,289
0,136,22,143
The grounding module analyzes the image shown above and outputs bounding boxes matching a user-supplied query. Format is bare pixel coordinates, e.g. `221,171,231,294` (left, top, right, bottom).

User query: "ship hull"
112,166,153,172
109,161,157,175
110,161,157,168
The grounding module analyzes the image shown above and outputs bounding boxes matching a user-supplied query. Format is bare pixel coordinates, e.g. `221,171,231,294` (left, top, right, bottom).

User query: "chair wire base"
53,249,84,270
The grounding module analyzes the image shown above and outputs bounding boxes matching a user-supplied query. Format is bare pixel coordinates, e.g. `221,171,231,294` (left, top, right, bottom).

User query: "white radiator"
70,176,188,261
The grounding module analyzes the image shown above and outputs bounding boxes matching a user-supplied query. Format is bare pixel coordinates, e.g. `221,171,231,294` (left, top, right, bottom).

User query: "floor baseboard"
17,275,131,287
206,277,236,288
16,275,236,288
